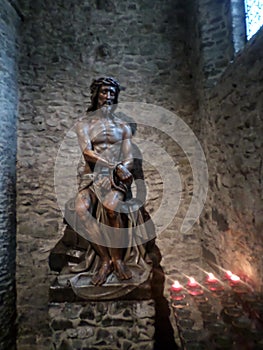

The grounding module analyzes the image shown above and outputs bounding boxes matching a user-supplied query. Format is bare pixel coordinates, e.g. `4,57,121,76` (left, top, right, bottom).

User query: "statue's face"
97,85,116,109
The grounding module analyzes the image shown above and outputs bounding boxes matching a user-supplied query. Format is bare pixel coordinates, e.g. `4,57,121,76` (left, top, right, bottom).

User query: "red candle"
170,280,185,301
225,270,233,280
187,277,198,288
206,273,218,284
186,277,204,296
205,273,224,292
171,280,183,292
230,274,240,284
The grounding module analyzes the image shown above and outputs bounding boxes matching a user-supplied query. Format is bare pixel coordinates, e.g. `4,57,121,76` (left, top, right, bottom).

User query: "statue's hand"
115,164,133,185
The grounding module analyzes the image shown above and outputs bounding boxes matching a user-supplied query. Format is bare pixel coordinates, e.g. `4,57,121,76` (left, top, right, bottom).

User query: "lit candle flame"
225,270,233,278
170,280,185,300
172,281,181,289
188,277,198,287
207,273,217,282
230,274,240,282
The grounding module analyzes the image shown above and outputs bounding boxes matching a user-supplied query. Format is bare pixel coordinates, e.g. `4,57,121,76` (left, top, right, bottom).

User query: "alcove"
0,0,262,348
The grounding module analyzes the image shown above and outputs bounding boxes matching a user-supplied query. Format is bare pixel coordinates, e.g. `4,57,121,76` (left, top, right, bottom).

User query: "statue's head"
87,77,121,112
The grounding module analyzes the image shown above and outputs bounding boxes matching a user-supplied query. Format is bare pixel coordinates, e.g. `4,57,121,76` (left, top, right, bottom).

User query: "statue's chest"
90,120,122,144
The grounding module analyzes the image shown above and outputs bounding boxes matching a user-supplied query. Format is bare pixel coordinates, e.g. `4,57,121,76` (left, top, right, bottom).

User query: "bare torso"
77,114,132,174
89,117,124,162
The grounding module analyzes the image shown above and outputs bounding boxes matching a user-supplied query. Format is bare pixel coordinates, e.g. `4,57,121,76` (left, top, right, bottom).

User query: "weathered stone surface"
49,300,155,350
199,28,263,288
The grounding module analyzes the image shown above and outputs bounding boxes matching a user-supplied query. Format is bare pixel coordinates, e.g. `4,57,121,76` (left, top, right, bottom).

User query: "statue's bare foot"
91,261,113,286
113,259,132,280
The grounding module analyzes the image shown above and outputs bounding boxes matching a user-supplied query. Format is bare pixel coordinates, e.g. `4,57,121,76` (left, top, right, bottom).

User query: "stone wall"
186,0,237,137
16,0,263,347
49,300,155,350
17,0,196,237
199,28,263,289
194,0,235,96
186,0,263,288
0,1,20,349
17,0,198,348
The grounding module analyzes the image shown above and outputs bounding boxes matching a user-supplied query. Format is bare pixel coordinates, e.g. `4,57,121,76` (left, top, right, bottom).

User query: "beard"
101,104,113,116
100,101,117,116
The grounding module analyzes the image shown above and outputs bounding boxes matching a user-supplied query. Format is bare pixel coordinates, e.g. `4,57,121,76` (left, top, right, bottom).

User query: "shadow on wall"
152,266,179,350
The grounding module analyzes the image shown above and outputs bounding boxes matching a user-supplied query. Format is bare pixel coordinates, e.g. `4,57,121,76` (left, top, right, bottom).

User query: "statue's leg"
103,190,132,280
75,190,113,285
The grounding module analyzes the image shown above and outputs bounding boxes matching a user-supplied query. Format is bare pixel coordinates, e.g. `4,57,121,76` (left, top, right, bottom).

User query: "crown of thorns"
90,77,121,96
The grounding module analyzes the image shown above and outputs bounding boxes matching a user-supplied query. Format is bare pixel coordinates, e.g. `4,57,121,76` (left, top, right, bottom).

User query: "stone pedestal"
49,300,155,350
50,273,152,302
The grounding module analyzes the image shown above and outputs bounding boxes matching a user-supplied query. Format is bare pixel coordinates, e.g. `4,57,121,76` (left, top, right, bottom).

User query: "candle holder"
213,334,234,349
186,277,204,296
205,273,224,294
232,283,250,298
194,295,208,304
170,281,186,302
180,329,200,343
221,305,244,324
202,312,219,328
172,298,189,309
212,288,225,299
206,321,226,335
177,317,195,330
198,302,212,314
174,306,191,320
209,283,224,293
220,293,237,308
232,315,251,333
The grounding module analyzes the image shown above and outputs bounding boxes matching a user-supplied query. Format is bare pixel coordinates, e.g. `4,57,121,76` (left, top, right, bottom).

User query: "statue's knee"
75,194,89,217
75,202,84,217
